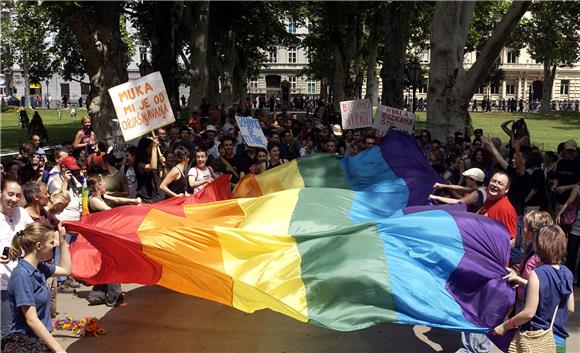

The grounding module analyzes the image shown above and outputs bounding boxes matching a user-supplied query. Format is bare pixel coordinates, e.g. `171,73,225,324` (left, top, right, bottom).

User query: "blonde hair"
50,190,71,209
524,210,554,239
9,223,53,261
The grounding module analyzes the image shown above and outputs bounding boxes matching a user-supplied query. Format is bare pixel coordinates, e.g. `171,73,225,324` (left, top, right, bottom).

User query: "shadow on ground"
65,285,460,353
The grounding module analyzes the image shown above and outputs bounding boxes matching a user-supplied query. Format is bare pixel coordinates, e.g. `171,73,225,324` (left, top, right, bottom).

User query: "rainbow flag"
64,130,514,337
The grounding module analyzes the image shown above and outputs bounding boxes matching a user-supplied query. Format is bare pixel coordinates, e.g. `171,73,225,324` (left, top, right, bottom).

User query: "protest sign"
235,116,268,148
373,105,416,136
340,99,372,130
108,71,175,141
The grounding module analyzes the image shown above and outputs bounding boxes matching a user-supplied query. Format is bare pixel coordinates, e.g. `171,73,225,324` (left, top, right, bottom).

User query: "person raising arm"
5,222,71,353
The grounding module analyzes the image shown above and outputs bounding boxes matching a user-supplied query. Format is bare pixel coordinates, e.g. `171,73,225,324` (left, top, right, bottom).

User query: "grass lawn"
1,107,85,153
413,111,580,152
1,107,579,154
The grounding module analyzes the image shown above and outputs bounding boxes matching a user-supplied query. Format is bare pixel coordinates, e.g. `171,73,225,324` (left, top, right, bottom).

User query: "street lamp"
406,59,422,113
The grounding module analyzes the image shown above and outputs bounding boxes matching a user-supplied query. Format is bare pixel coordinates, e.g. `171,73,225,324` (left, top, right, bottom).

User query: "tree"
48,2,130,144
1,1,53,107
426,1,530,139
524,2,580,112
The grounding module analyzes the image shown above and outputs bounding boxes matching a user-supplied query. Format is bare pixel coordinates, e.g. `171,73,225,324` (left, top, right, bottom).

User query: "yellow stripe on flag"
255,160,305,195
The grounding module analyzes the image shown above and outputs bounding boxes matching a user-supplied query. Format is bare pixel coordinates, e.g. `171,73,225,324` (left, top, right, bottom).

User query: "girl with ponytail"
1,222,71,353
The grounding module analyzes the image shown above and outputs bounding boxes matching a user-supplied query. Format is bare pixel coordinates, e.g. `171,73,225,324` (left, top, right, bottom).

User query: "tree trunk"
427,1,530,139
232,65,248,104
61,2,128,145
186,0,209,114
365,45,378,105
320,78,328,102
219,30,237,107
22,64,30,108
540,63,556,113
333,46,345,108
151,1,183,116
380,2,415,109
206,28,220,107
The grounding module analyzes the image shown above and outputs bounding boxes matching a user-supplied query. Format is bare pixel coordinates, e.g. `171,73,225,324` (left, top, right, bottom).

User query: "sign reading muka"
108,71,175,141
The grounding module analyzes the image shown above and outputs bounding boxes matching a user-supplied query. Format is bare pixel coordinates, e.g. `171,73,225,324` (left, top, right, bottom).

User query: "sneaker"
105,293,125,308
64,278,81,288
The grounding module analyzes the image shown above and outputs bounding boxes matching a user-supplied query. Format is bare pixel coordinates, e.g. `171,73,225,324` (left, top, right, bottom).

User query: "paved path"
54,284,579,353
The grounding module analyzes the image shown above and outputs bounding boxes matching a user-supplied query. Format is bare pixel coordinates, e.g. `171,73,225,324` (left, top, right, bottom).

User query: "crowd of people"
0,102,578,352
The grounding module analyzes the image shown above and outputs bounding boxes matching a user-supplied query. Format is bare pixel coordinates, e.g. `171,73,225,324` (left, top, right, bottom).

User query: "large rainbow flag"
64,130,515,341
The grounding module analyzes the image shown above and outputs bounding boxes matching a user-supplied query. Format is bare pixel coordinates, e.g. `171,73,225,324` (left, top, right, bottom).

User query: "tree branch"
465,1,531,94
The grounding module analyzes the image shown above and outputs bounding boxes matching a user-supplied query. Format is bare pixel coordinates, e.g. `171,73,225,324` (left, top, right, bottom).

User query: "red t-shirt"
479,196,517,239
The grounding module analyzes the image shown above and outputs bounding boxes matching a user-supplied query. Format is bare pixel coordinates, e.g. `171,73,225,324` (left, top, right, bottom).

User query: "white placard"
339,99,372,130
108,71,175,141
235,116,268,148
373,105,416,136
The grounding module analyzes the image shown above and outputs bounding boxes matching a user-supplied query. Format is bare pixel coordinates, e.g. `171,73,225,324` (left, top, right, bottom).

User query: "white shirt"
47,174,81,222
188,167,214,193
0,207,34,290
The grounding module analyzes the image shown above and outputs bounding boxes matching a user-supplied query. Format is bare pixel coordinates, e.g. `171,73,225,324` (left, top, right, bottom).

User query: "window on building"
250,80,259,89
419,50,429,64
477,85,485,94
560,80,569,95
60,83,70,97
80,83,90,95
507,50,518,64
506,81,517,95
289,76,297,91
288,47,297,63
139,46,147,62
268,49,277,63
418,81,428,94
288,20,297,34
306,47,312,63
307,79,316,94
490,82,500,94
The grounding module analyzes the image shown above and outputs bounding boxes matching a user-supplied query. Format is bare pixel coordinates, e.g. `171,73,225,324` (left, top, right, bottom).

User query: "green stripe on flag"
289,188,396,330
296,154,350,189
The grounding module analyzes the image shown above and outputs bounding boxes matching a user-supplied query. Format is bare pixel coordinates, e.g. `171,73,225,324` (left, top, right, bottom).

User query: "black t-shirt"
555,157,580,204
221,154,250,184
136,161,164,203
507,166,532,215
526,168,547,209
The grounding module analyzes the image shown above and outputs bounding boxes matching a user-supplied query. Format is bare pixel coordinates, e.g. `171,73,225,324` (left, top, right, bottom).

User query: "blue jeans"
1,289,13,337
510,214,525,264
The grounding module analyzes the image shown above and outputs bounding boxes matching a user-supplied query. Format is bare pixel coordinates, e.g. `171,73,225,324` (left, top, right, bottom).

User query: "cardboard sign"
235,116,268,148
108,71,175,141
339,99,372,130
373,105,416,136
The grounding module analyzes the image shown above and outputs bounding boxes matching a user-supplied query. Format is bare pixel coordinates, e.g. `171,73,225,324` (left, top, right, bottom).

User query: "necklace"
2,209,13,223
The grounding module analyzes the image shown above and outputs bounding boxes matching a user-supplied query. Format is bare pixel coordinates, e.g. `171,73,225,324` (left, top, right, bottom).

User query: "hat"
564,139,577,150
332,124,343,136
462,168,484,183
205,125,217,132
61,156,80,171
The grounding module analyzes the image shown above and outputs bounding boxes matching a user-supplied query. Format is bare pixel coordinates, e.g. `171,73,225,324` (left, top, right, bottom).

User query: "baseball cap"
564,139,577,150
61,156,80,171
332,124,343,136
205,125,217,132
462,168,484,182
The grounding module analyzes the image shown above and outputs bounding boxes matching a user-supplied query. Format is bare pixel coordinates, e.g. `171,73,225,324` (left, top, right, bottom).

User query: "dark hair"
20,142,35,156
220,136,235,145
1,175,19,191
103,153,118,166
173,146,190,163
420,130,431,142
527,151,543,169
267,142,281,153
22,180,45,204
136,137,153,164
9,223,53,261
125,146,137,157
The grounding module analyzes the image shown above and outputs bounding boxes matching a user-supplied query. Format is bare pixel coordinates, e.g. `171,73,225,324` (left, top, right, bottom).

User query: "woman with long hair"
2,222,71,353
160,146,190,198
266,143,287,170
135,137,165,203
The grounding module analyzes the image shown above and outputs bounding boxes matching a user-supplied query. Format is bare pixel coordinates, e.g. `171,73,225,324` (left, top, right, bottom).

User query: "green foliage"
45,11,87,82
1,1,53,83
524,1,580,67
466,1,512,52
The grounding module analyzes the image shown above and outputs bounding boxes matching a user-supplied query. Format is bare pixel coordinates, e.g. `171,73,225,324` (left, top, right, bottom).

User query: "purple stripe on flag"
379,130,445,206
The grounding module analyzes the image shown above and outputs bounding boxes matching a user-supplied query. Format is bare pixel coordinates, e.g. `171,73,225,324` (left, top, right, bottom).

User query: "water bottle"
81,177,89,216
